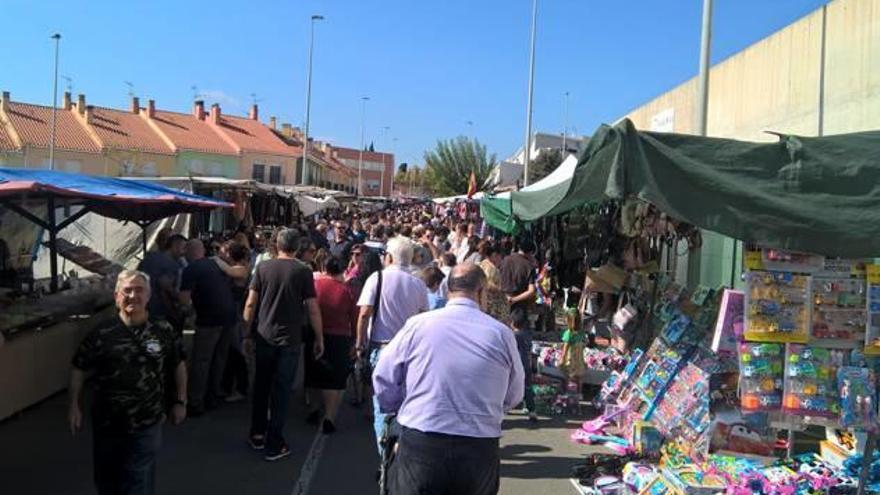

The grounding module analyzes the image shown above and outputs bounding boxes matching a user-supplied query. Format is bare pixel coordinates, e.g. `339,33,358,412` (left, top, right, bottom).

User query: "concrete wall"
9,147,105,175
176,151,239,179
103,149,176,177
620,0,880,288
240,152,297,185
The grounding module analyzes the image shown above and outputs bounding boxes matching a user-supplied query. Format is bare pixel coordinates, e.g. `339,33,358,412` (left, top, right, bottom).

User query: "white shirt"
357,265,429,343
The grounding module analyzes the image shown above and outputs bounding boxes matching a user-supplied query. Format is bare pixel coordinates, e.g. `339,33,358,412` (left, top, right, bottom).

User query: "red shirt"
314,276,358,337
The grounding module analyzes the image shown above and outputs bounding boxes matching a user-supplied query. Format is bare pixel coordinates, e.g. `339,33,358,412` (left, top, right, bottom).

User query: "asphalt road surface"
0,387,597,495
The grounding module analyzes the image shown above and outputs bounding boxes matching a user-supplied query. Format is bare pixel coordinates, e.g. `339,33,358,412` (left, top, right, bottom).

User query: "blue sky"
2,0,828,168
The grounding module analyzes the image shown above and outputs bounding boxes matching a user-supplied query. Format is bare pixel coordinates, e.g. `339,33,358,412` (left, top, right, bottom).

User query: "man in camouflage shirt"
69,270,187,495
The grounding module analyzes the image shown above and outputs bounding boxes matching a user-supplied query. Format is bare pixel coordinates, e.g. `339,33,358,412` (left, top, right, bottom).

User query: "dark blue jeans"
250,334,300,452
514,330,535,412
93,422,162,495
390,426,500,495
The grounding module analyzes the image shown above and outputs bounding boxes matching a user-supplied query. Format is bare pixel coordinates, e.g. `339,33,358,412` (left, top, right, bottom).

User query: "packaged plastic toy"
865,275,880,353
782,344,844,418
744,271,811,343
811,277,866,345
738,342,785,412
837,366,876,428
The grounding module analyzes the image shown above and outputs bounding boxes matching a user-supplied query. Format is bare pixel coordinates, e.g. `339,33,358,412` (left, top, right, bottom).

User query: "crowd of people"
68,201,550,495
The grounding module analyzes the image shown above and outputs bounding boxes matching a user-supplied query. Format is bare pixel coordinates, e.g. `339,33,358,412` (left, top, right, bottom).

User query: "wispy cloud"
201,90,241,109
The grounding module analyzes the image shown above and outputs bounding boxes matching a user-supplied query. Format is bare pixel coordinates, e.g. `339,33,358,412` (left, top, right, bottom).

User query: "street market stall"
485,121,880,493
0,168,230,420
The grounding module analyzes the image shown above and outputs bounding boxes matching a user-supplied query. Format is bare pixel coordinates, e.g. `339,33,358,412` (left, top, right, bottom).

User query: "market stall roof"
129,176,285,195
489,154,579,203
0,168,232,223
482,119,880,257
431,192,485,204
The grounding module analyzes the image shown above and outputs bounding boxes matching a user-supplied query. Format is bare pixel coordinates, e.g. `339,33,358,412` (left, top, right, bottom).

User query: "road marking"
569,477,587,494
291,429,326,495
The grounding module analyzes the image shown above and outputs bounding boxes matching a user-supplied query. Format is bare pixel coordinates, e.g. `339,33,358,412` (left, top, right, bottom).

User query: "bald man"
180,239,237,416
373,263,524,495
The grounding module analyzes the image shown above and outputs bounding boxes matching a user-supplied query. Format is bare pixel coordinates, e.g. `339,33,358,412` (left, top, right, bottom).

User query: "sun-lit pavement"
0,388,594,495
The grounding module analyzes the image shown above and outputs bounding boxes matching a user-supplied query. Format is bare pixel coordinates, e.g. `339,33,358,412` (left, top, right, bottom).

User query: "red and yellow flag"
466,170,477,199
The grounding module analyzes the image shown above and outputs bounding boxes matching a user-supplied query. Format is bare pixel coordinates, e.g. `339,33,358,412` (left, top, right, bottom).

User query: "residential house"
0,91,102,173
141,100,240,178
270,123,356,192
333,146,394,197
207,103,298,185
76,95,176,176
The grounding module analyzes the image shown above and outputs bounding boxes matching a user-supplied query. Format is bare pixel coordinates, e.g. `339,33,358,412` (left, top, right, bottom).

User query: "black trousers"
93,423,162,495
389,426,500,495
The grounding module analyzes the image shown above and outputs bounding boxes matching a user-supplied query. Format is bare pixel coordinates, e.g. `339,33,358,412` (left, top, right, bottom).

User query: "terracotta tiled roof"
5,102,100,152
216,115,298,156
89,107,175,155
334,146,393,163
150,110,237,155
0,116,16,151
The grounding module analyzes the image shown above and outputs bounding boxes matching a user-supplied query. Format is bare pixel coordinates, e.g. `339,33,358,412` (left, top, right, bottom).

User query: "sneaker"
528,412,538,423
264,444,291,462
225,392,245,403
305,410,322,425
322,419,337,435
248,435,266,451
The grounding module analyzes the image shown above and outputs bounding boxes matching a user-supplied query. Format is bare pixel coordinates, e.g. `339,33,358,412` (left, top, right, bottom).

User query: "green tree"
394,167,425,196
529,148,563,184
422,136,496,196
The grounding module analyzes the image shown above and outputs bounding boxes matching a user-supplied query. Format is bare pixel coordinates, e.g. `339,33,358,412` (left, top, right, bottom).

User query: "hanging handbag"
612,290,638,333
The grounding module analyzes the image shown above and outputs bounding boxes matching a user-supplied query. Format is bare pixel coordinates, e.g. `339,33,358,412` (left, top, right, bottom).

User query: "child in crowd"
419,266,447,310
560,308,585,382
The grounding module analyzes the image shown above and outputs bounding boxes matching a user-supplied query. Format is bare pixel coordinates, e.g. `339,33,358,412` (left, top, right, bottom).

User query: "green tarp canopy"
482,118,880,257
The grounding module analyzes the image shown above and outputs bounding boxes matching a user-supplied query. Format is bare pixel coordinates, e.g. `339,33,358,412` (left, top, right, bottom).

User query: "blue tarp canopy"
0,168,231,223
0,168,232,291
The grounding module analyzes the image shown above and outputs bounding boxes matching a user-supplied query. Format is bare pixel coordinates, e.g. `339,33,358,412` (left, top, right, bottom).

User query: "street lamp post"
687,0,714,289
379,126,390,197
523,0,538,187
357,96,369,198
49,33,61,171
562,91,569,154
696,0,712,136
302,14,324,185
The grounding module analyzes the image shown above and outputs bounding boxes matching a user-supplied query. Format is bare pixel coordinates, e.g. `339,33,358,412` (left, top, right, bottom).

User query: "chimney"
249,104,259,121
77,94,86,115
193,100,205,120
85,105,95,124
63,92,72,111
281,123,292,136
0,91,8,112
146,99,155,119
210,103,221,125
130,96,140,114
269,116,277,130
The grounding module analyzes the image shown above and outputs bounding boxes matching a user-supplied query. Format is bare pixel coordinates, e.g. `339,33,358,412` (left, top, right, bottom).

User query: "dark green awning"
482,119,880,257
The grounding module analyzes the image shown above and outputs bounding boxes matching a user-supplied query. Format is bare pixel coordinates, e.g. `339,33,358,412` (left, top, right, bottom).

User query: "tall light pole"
357,96,370,198
689,0,713,289
302,14,324,185
522,0,538,187
49,33,61,171
562,91,569,154
695,0,712,136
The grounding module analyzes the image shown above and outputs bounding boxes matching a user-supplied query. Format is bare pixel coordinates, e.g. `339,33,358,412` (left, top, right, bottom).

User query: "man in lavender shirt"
355,236,428,453
373,264,524,495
